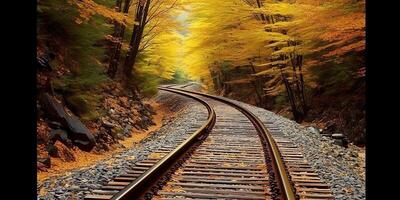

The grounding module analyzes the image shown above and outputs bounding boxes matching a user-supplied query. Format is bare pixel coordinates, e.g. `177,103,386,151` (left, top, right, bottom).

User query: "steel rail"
110,88,216,200
166,87,296,200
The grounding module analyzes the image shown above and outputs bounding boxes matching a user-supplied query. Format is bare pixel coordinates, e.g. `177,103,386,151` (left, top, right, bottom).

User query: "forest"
37,0,365,174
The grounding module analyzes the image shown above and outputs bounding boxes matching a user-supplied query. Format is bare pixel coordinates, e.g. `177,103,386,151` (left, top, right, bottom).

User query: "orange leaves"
319,12,365,44
316,11,365,57
276,0,366,60
68,0,131,25
179,0,365,88
326,12,365,32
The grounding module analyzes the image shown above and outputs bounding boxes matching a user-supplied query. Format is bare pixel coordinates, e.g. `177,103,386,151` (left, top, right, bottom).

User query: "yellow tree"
180,0,272,90
178,0,364,121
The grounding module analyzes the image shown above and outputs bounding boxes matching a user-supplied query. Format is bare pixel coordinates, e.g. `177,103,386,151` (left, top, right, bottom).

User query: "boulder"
65,114,96,151
46,144,59,157
320,121,336,135
307,126,320,134
39,93,96,151
49,129,73,148
37,161,48,172
333,139,344,147
102,119,116,129
48,121,63,129
54,141,76,162
332,133,345,139
38,156,51,168
321,134,332,138
343,139,349,148
94,129,118,152
332,134,349,148
39,93,68,123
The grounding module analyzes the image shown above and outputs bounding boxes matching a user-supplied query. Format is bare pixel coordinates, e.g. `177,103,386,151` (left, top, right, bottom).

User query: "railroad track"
85,86,333,200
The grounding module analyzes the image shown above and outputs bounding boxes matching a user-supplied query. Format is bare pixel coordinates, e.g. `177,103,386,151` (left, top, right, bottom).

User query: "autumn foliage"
176,0,365,143
37,0,365,144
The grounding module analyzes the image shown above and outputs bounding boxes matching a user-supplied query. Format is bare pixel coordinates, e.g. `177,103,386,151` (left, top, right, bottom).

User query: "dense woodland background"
37,0,365,164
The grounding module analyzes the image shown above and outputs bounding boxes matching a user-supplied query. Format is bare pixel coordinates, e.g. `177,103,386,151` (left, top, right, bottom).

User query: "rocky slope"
37,81,156,174
37,84,365,200
38,89,205,199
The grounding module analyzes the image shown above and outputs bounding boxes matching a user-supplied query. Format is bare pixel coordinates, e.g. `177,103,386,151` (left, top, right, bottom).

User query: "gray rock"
38,98,205,200
45,144,59,157
39,93,96,152
48,121,63,129
68,186,80,191
332,133,345,139
39,90,365,200
321,134,332,138
308,126,320,134
49,129,73,147
102,120,116,129
231,99,365,200
38,156,51,168
123,125,133,136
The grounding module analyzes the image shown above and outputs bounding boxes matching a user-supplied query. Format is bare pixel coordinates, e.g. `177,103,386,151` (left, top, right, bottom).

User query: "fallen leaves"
148,152,165,159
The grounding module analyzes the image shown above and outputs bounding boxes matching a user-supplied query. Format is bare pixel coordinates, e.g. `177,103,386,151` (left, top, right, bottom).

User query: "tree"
178,0,364,121
107,0,132,79
121,0,151,87
102,0,180,89
69,0,132,25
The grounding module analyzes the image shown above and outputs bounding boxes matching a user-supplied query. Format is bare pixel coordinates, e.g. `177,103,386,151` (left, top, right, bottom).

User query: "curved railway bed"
84,85,333,200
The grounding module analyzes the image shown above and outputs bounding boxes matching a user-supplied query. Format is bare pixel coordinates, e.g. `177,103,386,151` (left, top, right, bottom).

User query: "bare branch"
139,31,159,52
141,17,162,39
145,0,178,25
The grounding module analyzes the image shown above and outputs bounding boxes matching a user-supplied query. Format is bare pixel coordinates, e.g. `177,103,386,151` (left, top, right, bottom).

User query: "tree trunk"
208,65,220,92
217,71,223,93
289,52,304,112
289,51,308,117
107,0,131,79
122,0,151,87
250,64,263,107
297,55,308,115
280,67,301,122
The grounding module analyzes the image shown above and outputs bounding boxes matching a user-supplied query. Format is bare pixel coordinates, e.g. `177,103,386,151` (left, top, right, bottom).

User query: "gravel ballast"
38,92,207,200
234,99,366,200
37,88,365,200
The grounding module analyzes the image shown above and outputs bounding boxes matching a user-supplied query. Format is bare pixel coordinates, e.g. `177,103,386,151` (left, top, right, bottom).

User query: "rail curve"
85,85,333,200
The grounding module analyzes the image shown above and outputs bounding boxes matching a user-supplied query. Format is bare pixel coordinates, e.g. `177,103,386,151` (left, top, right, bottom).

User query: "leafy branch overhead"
69,0,139,25
37,0,365,144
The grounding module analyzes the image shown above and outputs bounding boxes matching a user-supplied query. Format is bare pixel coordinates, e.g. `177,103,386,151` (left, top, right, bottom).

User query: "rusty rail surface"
85,85,306,200
167,87,296,200
109,88,216,200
